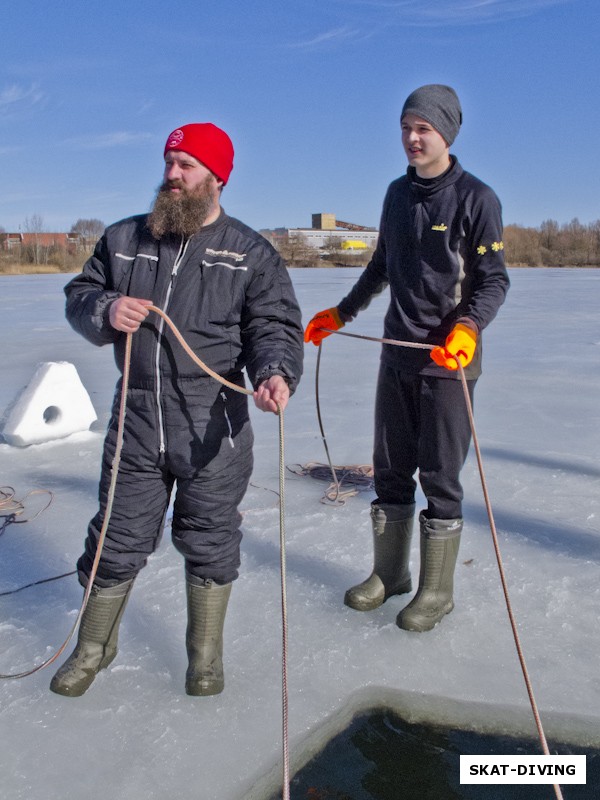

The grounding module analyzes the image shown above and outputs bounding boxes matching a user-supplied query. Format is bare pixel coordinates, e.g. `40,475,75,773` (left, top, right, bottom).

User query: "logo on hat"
166,129,185,149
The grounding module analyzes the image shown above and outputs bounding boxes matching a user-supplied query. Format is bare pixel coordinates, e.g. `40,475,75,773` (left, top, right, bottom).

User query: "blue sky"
1,0,598,234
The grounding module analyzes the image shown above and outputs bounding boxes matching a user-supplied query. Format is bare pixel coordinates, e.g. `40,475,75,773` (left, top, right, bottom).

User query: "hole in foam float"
42,406,62,425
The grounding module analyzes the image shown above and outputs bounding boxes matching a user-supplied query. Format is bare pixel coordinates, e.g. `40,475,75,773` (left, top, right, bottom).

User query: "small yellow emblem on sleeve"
477,245,487,255
491,241,504,251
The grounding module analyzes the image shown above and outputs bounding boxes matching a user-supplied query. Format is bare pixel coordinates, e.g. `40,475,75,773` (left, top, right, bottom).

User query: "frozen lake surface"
1,268,599,799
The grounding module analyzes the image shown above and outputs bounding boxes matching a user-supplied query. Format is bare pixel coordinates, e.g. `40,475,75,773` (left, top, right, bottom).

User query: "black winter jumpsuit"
64,211,304,587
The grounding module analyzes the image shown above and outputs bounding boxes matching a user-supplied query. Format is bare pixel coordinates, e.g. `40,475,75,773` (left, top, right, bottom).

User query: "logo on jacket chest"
202,248,248,271
205,248,246,262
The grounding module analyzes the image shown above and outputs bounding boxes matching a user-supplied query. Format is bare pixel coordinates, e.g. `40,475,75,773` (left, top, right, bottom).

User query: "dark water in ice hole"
268,710,599,800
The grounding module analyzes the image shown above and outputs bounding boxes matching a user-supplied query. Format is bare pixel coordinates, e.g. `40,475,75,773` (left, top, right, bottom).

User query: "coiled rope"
0,488,75,597
286,462,374,505
285,340,374,505
318,327,564,800
0,306,292,800
0,486,54,537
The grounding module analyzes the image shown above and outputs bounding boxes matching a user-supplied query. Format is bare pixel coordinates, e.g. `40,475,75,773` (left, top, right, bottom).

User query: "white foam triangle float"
2,362,97,447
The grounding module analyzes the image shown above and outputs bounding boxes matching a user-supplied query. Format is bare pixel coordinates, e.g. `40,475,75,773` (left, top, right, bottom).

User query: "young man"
51,123,304,696
305,85,509,631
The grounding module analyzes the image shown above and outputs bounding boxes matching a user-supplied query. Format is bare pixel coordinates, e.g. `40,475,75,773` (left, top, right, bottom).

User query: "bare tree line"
2,216,600,273
0,217,105,273
504,218,600,267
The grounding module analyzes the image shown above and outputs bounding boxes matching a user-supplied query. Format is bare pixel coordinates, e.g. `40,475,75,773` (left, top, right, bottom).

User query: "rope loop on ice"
0,487,54,536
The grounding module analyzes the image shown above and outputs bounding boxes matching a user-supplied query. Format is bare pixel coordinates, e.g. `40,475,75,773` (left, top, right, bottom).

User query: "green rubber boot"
396,515,462,632
185,577,232,697
344,503,415,612
50,579,134,697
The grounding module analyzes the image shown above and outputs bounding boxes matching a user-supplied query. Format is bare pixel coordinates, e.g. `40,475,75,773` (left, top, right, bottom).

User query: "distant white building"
262,213,379,251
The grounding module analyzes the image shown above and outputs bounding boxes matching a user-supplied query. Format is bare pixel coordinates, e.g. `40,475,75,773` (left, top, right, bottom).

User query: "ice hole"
264,709,599,800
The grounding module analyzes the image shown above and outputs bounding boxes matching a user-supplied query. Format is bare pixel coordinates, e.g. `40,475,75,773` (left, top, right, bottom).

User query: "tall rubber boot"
396,514,462,632
185,577,232,697
50,579,134,697
344,502,414,612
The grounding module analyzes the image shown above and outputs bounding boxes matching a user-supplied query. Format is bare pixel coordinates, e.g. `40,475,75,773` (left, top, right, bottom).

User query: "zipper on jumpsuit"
155,237,189,454
221,392,235,449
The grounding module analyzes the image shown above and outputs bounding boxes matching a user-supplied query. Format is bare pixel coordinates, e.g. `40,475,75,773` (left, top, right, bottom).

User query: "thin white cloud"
330,0,569,25
285,0,567,49
65,131,153,149
0,189,51,206
0,83,45,116
137,100,156,116
288,24,373,48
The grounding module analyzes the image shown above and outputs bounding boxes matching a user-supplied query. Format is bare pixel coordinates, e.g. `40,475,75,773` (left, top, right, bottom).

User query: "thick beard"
147,176,216,239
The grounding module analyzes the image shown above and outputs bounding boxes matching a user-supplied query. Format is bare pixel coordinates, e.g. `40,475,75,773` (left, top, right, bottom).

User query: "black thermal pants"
373,363,476,520
77,385,254,588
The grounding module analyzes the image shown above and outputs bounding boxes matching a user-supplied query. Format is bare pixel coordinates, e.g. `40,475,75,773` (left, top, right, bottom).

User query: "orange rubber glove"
304,307,344,345
430,323,478,371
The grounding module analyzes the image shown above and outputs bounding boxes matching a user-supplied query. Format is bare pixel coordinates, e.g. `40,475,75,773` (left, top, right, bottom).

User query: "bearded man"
51,123,304,698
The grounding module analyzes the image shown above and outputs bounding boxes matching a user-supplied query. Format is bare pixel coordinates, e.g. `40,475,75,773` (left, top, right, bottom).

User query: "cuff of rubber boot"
186,573,231,588
419,513,463,537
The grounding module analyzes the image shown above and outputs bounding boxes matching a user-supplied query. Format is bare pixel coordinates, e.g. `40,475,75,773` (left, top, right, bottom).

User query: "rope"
0,572,77,598
291,330,432,507
456,369,561,782
315,344,342,503
0,488,74,595
286,462,373,505
0,306,293,799
0,333,134,681
278,400,290,800
0,486,54,536
319,328,564,800
149,306,292,796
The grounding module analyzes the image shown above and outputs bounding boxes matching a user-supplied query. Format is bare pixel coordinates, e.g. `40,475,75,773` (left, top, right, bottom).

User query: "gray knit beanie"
401,84,462,145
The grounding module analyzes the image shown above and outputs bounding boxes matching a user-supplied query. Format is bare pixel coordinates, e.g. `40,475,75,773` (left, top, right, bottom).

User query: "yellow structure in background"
262,213,379,252
341,240,368,250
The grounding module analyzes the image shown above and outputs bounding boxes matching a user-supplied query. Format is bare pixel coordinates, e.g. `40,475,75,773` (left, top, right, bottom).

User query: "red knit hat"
164,123,234,185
